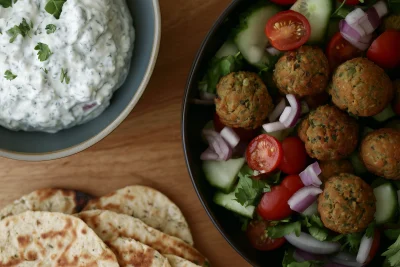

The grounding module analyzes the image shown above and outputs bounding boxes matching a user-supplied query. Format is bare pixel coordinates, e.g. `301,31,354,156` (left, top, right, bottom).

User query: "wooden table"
0,0,251,266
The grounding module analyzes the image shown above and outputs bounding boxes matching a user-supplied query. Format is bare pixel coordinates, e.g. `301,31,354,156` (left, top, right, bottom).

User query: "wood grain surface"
0,0,251,266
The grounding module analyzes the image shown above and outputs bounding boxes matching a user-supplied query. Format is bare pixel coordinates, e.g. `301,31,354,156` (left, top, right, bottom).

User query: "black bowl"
182,0,390,266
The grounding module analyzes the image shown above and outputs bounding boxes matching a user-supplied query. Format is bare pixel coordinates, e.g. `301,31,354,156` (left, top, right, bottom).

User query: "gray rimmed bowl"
0,0,161,161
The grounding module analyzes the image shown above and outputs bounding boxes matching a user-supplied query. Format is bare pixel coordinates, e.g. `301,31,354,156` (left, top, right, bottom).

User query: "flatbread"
83,185,193,245
108,237,171,267
0,211,118,266
0,188,91,220
76,210,209,267
164,255,202,267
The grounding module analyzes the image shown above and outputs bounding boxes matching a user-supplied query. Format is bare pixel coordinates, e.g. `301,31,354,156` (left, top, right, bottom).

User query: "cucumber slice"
373,105,396,122
349,152,368,176
234,4,281,69
215,40,239,59
291,0,333,44
374,183,398,224
202,158,245,193
213,191,255,218
261,127,294,142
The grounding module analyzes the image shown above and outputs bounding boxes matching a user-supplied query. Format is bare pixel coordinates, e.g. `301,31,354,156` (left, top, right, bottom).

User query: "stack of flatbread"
0,186,209,267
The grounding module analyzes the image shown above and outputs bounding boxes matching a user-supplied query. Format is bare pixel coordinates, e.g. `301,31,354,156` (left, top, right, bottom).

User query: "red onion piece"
266,46,282,57
356,234,373,264
359,14,374,35
83,103,97,111
284,232,341,255
288,186,322,213
345,8,366,25
332,252,363,267
262,121,287,133
200,147,219,161
269,98,286,122
279,106,292,124
340,20,373,51
364,7,380,31
220,127,240,148
284,94,301,127
300,162,322,187
202,129,232,161
373,1,388,18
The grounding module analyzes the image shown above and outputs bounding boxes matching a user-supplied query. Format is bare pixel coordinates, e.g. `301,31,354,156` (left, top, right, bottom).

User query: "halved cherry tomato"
269,0,297,5
257,175,304,221
303,92,330,110
265,10,311,51
246,220,286,251
278,137,308,174
339,0,362,5
326,32,363,70
364,230,381,265
246,134,283,173
367,30,400,69
213,113,257,142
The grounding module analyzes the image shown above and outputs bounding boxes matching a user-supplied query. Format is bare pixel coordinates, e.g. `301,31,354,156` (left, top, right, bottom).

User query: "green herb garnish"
6,18,32,43
4,70,17,80
34,43,52,61
45,0,66,19
60,68,70,84
0,0,17,8
45,24,56,34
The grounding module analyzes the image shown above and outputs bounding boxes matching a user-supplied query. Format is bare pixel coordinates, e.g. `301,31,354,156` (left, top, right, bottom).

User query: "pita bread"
0,211,118,266
108,237,171,267
0,188,91,220
164,255,202,267
76,210,209,266
83,185,193,245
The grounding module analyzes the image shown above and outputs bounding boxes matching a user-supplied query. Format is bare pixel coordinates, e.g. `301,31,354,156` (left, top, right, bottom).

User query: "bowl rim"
0,0,162,162
181,0,257,266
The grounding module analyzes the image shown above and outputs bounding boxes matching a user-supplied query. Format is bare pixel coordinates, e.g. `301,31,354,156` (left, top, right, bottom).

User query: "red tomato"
269,0,297,5
326,32,363,70
246,220,286,251
367,31,400,69
265,10,311,51
278,137,308,174
257,175,304,221
246,134,283,173
303,92,330,110
339,0,362,5
213,113,257,141
365,230,381,265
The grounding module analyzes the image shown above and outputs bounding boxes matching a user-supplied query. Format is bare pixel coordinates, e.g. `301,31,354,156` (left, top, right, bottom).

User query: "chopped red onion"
331,252,363,267
83,103,97,111
200,147,220,161
300,162,322,187
220,127,240,148
301,200,318,216
284,94,301,127
345,8,366,25
340,20,373,51
373,1,388,18
266,46,282,57
284,232,341,255
279,106,292,124
202,129,232,161
356,234,373,264
262,121,286,133
288,186,322,213
269,98,286,122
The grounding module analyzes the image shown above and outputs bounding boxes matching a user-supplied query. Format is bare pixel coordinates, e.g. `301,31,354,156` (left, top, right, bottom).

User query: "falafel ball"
360,128,400,180
329,58,393,117
273,46,330,97
215,71,274,130
318,173,376,234
298,105,359,161
319,160,354,183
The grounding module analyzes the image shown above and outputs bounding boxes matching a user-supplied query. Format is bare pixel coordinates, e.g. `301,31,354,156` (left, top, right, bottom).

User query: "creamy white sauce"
0,0,135,133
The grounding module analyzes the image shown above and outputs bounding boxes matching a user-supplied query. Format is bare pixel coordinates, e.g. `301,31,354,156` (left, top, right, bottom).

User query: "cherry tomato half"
278,137,308,174
326,32,363,70
265,10,311,51
213,113,257,142
246,134,283,173
339,0,363,5
246,220,286,251
257,175,304,221
269,0,297,5
365,230,381,265
367,30,400,69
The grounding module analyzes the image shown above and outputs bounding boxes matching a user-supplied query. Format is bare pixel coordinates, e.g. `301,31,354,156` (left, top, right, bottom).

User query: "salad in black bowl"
182,0,400,266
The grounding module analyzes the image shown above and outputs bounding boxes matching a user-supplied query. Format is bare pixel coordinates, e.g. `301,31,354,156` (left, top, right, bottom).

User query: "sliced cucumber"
349,152,368,176
261,127,295,142
213,191,255,218
202,158,245,193
234,4,281,69
215,40,239,59
373,105,396,122
291,0,333,44
374,183,398,224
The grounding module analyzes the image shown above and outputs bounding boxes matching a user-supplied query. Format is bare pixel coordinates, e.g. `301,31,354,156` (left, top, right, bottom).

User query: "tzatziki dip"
0,0,135,133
